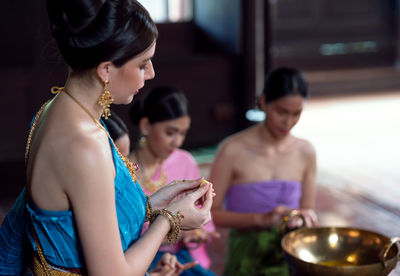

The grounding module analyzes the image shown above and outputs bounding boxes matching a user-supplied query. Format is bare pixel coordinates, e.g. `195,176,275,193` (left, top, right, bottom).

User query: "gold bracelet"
149,209,184,245
145,195,152,222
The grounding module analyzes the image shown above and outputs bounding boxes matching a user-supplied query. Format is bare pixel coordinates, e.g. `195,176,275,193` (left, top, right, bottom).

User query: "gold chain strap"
25,100,51,164
25,98,85,275
24,87,139,274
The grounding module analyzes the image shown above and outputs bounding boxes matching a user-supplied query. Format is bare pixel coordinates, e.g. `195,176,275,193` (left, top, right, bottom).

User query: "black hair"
130,86,188,125
103,110,129,141
46,0,158,71
262,67,309,103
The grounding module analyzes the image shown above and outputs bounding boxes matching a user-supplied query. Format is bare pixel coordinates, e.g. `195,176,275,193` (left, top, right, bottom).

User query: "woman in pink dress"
128,86,219,276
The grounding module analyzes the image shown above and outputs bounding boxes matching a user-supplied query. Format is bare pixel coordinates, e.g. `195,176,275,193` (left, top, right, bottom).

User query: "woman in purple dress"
210,67,318,276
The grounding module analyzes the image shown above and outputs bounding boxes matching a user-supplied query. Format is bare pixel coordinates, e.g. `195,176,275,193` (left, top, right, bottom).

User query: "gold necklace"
135,151,167,193
51,86,139,182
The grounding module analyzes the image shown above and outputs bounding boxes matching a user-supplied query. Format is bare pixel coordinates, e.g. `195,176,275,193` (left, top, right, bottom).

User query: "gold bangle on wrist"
149,208,184,245
145,194,153,222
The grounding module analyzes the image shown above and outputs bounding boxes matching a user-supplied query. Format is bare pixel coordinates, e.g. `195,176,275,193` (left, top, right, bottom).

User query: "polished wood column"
240,0,266,127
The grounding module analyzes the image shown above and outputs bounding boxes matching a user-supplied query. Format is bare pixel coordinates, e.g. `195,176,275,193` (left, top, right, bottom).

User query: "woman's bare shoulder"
66,133,108,162
28,117,115,210
293,136,316,159
39,101,110,167
217,126,258,154
49,125,114,189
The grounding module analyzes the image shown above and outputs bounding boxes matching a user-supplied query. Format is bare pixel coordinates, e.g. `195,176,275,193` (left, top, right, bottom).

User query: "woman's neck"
63,73,104,121
134,146,168,193
258,122,290,147
136,146,163,177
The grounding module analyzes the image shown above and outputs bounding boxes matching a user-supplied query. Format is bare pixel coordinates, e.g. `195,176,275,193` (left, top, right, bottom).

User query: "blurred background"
1,0,400,274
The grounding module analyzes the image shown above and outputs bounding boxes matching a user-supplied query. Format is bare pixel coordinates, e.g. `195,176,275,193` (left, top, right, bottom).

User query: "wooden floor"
296,91,400,275
204,89,400,275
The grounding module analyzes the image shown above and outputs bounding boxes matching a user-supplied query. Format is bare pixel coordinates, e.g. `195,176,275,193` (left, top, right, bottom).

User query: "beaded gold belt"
31,217,86,276
32,251,85,276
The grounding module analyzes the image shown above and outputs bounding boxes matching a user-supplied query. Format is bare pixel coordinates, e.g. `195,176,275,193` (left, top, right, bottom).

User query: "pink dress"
142,149,215,269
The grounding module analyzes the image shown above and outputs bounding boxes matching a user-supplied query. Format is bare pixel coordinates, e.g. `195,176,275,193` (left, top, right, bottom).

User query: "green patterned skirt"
223,227,290,276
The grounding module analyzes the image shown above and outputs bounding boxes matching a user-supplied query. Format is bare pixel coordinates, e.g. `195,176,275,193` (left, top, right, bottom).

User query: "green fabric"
224,227,290,276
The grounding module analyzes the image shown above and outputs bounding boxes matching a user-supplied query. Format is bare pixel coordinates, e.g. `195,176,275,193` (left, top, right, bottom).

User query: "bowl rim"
281,226,398,267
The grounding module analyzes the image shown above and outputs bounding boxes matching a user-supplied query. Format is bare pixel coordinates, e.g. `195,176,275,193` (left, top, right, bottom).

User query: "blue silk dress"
0,122,147,273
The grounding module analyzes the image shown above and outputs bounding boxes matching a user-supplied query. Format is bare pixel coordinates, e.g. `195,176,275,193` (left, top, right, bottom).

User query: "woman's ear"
96,61,113,83
139,117,151,135
258,94,268,112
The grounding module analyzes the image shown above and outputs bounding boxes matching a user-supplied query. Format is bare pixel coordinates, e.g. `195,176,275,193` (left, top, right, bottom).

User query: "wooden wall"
113,22,242,149
0,1,67,199
1,0,400,200
269,0,397,70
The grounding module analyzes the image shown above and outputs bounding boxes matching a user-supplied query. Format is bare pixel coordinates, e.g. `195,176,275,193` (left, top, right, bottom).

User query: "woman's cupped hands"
150,178,215,230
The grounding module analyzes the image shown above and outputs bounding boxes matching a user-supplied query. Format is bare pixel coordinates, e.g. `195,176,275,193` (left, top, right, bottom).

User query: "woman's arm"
209,142,283,230
61,137,168,275
298,141,318,226
300,142,317,209
61,137,211,276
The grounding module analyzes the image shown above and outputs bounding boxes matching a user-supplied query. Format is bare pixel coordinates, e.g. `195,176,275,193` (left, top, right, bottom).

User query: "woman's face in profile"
108,42,156,105
264,94,305,138
146,116,191,160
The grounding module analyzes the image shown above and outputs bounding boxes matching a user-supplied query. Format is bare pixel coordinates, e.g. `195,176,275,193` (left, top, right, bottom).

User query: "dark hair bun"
46,0,158,70
47,0,106,35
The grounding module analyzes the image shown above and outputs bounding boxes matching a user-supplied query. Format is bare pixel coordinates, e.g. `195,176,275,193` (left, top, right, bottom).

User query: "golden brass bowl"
281,227,400,276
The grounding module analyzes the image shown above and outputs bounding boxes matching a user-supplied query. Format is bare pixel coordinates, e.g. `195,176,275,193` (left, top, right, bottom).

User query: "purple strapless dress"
225,180,302,213
223,180,302,276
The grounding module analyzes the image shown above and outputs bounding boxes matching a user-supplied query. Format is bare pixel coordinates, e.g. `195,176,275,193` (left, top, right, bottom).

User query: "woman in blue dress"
0,1,213,275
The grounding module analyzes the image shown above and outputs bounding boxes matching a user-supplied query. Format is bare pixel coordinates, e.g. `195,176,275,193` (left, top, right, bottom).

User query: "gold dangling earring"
98,80,114,119
139,132,148,148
